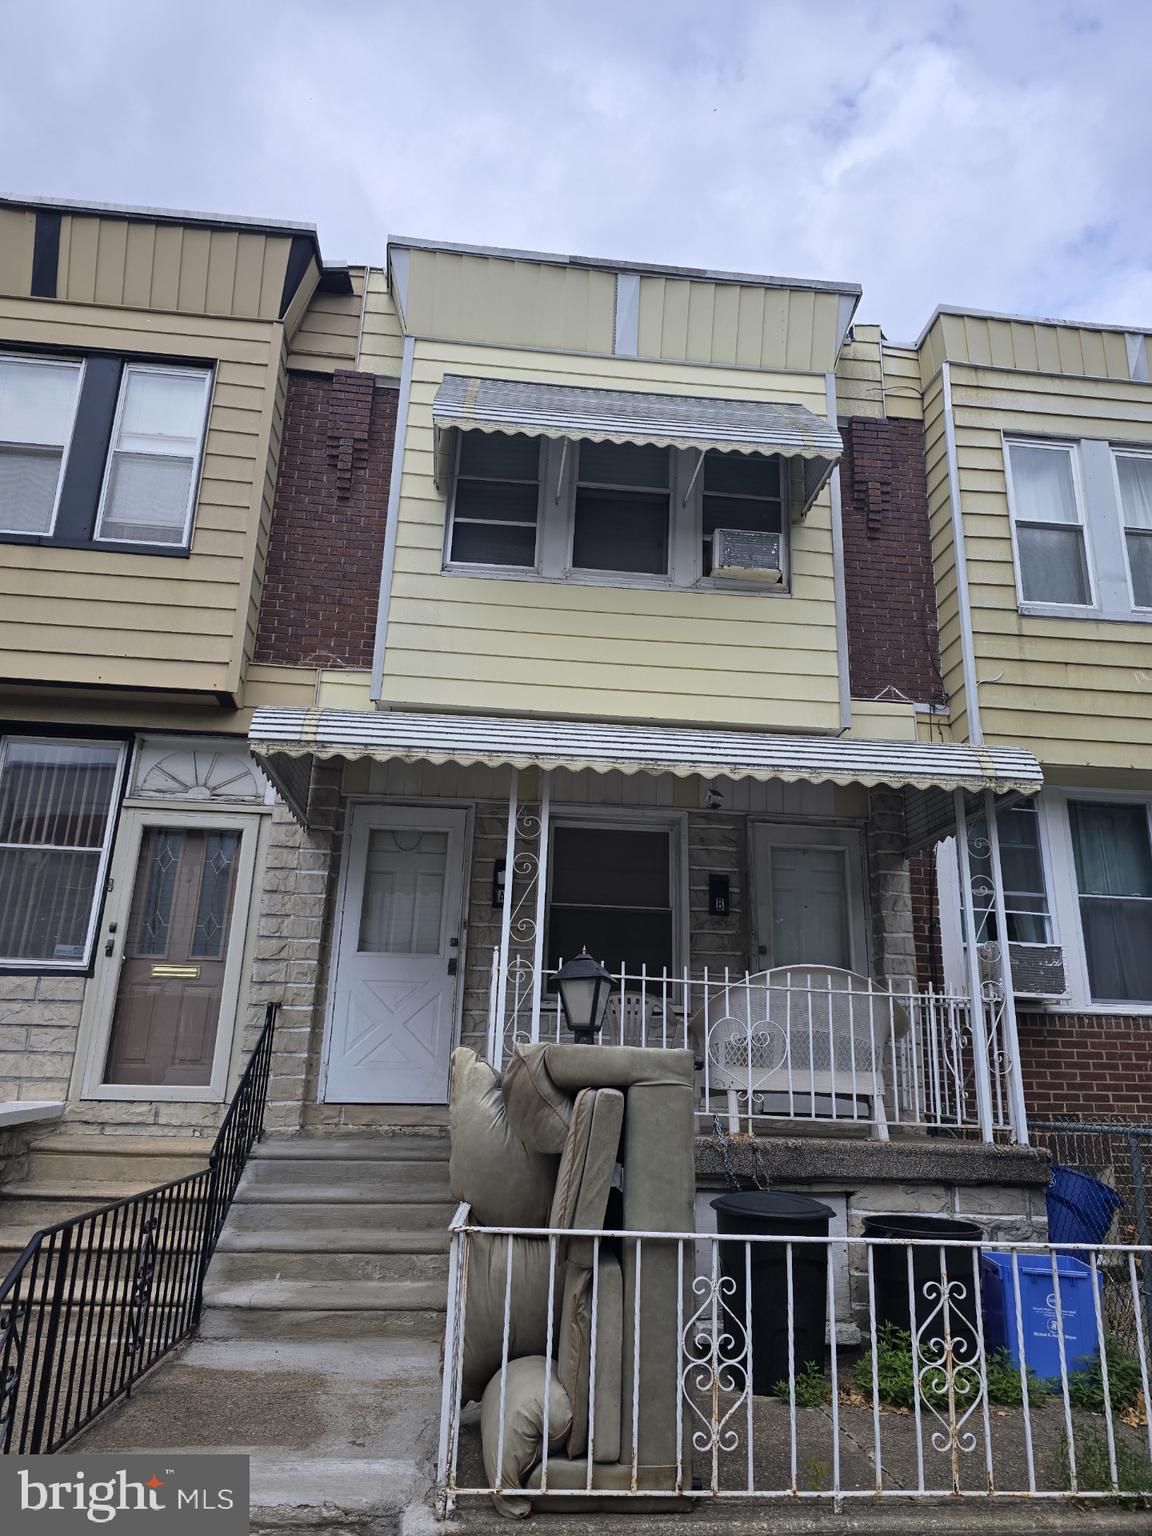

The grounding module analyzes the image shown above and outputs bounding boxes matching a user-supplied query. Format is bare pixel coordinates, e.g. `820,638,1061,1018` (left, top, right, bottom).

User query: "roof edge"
916,302,1151,351
1,193,323,256
387,235,862,299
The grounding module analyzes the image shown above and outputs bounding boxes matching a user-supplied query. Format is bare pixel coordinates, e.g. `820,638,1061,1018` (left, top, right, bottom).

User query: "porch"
249,706,1044,1147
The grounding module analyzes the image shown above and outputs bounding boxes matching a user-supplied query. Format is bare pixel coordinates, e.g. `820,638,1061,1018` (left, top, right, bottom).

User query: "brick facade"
1017,1011,1152,1121
839,416,946,705
254,370,397,670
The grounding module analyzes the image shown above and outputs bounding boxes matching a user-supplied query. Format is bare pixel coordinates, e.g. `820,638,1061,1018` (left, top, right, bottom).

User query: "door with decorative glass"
326,805,467,1103
82,809,258,1099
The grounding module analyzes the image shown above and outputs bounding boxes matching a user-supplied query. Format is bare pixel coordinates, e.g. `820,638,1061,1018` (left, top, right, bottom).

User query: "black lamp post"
552,948,613,1045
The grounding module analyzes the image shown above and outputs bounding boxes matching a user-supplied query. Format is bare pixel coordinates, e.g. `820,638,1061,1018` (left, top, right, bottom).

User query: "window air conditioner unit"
712,527,783,582
1008,942,1068,1001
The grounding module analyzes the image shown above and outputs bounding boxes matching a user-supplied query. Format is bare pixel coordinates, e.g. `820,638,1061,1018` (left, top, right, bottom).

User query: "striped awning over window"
249,707,1044,824
431,374,843,511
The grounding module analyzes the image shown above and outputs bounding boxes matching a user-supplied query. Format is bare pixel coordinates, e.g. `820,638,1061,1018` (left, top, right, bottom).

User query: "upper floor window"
1115,451,1152,610
445,432,789,590
1005,440,1091,606
0,736,127,969
572,442,670,576
0,352,211,555
95,366,212,546
448,431,541,567
0,356,83,536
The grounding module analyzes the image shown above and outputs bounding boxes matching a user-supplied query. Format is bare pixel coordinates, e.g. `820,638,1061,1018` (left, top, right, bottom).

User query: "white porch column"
983,789,1031,1146
493,766,518,1071
953,789,996,1143
528,770,551,1041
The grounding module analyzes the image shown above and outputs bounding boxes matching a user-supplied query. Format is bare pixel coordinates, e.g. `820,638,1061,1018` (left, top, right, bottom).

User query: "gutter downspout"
825,372,852,733
370,333,416,704
941,361,983,745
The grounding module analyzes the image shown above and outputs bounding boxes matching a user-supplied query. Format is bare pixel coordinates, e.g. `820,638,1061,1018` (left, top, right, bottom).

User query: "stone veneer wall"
865,788,916,985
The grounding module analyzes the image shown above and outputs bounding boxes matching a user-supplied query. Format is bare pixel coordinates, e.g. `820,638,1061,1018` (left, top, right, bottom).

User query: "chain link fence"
1031,1116,1152,1350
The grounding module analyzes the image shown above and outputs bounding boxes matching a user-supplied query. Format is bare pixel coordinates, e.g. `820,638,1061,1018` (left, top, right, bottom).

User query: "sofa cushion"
460,1232,556,1407
559,1251,623,1462
541,1043,695,1094
481,1355,573,1519
502,1042,574,1154
548,1087,623,1242
449,1046,557,1227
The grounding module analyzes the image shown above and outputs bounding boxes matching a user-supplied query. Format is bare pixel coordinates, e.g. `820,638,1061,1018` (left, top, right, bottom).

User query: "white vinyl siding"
0,355,83,536
95,364,212,547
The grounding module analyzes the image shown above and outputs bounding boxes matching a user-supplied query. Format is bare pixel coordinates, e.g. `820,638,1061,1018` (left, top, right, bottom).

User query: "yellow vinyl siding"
921,372,970,739
359,269,404,376
944,361,1152,770
921,311,1150,387
636,278,846,372
380,339,841,730
0,295,282,697
51,215,295,322
398,249,616,353
0,207,36,296
834,326,884,419
881,345,924,420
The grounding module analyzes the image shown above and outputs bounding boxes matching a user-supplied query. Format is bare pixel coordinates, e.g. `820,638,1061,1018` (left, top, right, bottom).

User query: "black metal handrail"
0,1002,277,1455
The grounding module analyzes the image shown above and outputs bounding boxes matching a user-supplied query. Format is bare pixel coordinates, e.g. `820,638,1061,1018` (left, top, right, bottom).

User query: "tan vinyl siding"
380,339,841,730
52,215,295,321
636,278,846,372
947,361,1152,769
0,207,36,296
0,295,282,697
399,249,616,352
286,267,365,373
359,268,404,376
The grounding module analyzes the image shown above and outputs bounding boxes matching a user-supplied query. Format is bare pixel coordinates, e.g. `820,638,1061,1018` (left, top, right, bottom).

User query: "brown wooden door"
102,826,241,1087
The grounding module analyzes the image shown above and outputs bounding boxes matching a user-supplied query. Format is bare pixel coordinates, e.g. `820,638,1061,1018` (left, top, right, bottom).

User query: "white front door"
752,822,867,972
325,805,467,1104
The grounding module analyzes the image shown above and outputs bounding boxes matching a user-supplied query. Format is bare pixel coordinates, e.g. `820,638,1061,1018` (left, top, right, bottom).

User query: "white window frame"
0,353,85,540
0,734,129,971
442,429,792,594
544,808,690,977
1112,446,1152,614
1040,788,1152,1013
93,362,213,549
1003,436,1096,612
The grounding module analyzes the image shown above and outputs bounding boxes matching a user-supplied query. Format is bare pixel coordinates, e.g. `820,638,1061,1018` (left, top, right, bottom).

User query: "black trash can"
710,1191,834,1396
862,1213,982,1361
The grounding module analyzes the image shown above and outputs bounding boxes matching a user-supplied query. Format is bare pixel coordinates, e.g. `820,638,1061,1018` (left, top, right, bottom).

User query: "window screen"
572,442,670,575
1007,442,1090,605
449,431,541,567
1115,452,1152,609
96,366,211,545
547,824,674,976
0,739,124,965
701,451,783,576
0,357,82,536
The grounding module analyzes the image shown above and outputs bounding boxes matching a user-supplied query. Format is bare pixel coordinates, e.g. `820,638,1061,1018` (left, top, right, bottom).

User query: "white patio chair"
696,966,910,1140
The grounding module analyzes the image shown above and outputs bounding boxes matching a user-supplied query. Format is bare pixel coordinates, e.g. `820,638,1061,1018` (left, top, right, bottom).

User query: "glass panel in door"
103,826,240,1086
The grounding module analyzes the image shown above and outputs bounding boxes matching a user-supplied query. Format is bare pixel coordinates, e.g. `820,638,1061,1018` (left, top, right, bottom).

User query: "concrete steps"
200,1135,452,1341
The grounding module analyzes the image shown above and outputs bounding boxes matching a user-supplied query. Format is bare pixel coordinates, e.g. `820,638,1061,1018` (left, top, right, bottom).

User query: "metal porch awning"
431,374,843,512
248,707,1043,825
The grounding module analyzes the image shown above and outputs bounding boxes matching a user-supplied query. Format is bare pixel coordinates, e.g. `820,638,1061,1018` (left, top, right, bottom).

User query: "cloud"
0,0,1149,336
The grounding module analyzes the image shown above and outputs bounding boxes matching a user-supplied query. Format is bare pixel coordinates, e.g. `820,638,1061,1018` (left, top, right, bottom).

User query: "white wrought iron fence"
438,1210,1152,1514
486,957,1020,1141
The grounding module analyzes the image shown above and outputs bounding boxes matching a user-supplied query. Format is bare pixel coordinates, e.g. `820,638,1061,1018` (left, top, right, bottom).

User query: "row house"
2,202,1151,1241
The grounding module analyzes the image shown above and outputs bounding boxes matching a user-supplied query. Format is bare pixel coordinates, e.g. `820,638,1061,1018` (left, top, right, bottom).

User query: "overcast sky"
2,0,1149,339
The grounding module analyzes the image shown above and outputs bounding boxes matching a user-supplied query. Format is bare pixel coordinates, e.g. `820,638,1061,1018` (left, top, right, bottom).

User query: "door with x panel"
326,805,467,1103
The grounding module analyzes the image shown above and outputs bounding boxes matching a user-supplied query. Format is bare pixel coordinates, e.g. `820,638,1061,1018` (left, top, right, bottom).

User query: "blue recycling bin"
1046,1165,1124,1247
981,1251,1102,1381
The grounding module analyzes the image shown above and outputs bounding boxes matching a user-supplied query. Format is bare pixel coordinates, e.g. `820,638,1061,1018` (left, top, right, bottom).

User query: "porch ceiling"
248,707,1043,822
